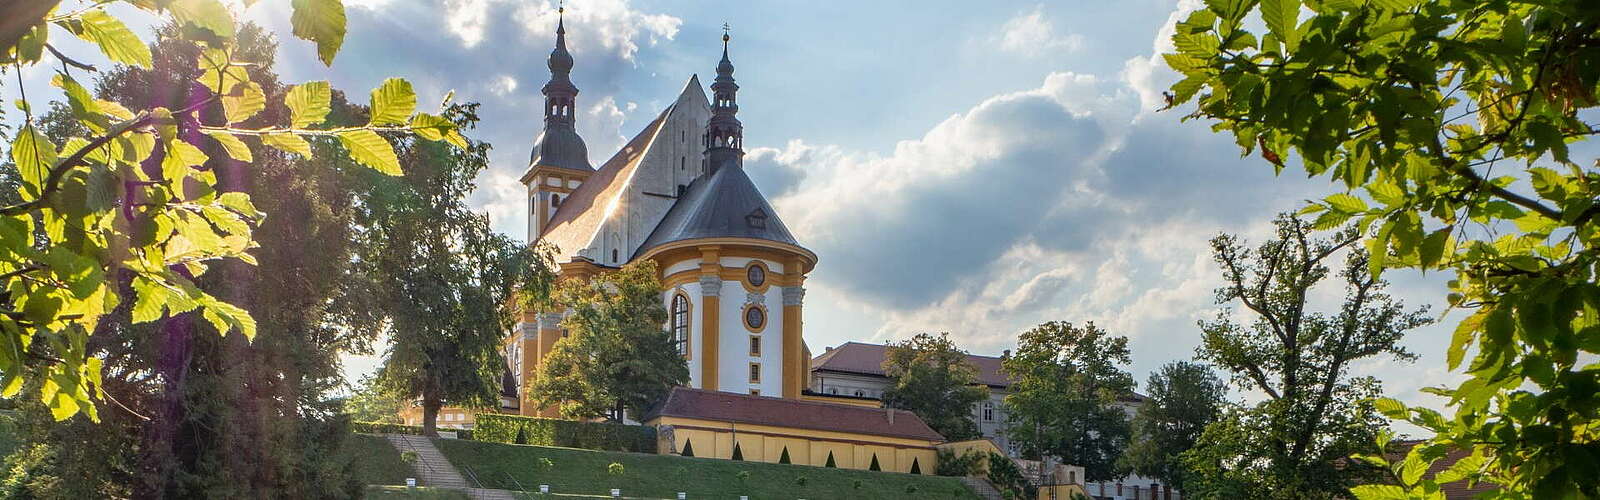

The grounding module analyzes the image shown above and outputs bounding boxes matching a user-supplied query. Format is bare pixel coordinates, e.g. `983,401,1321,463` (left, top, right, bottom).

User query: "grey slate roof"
635,158,803,256
527,126,592,172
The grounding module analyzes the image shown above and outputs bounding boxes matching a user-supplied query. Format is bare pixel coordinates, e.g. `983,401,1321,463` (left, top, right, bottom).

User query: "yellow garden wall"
652,416,940,475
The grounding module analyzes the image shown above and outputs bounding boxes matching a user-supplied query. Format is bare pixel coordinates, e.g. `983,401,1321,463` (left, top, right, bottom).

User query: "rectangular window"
749,363,761,383
982,401,995,422
749,336,761,356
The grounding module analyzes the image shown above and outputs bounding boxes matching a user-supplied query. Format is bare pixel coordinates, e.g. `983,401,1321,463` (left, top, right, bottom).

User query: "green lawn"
363,485,470,499
348,433,413,486
434,438,979,499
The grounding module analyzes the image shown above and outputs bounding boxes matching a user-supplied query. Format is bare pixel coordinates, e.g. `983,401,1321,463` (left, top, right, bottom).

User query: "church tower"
520,7,594,243
704,31,743,174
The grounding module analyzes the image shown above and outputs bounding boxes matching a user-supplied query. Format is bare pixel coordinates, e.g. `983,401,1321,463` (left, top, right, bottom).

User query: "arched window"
671,294,691,356
611,248,619,263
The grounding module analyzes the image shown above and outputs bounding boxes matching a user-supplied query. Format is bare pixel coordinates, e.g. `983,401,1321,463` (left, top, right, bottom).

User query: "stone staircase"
382,434,524,499
385,434,468,489
960,476,1004,500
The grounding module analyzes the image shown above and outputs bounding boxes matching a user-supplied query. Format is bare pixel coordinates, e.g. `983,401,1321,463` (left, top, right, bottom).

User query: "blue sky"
6,0,1473,421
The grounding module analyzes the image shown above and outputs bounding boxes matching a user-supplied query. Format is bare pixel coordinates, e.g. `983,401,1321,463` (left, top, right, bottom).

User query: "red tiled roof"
809,341,1011,388
646,387,946,442
809,341,1149,403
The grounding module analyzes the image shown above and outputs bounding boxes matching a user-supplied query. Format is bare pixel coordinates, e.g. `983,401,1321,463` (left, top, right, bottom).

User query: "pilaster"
698,246,723,391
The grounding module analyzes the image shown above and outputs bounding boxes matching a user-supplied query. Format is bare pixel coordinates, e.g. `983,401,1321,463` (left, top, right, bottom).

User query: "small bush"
538,457,554,471
795,475,808,486
399,451,419,464
906,484,918,493
735,470,751,481
853,479,863,489
607,462,625,476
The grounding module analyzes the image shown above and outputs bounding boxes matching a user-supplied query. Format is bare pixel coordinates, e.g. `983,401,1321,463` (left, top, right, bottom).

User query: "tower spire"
705,24,743,175
527,4,591,170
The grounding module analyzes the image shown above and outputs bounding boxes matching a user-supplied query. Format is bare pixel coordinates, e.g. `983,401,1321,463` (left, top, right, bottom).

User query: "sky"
5,0,1475,421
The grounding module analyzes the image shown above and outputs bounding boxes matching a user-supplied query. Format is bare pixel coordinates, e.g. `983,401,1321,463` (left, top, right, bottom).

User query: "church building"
509,16,815,408
483,14,949,474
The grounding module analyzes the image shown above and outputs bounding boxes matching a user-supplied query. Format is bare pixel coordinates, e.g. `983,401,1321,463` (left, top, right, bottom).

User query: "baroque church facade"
506,17,816,415
409,14,1164,498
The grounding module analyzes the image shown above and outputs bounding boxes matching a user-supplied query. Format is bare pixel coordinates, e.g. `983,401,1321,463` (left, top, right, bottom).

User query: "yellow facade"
651,416,939,475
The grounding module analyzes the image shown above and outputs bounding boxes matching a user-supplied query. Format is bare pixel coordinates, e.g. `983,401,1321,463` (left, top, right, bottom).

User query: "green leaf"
1326,193,1369,213
337,129,402,175
51,73,105,133
168,0,235,40
161,139,208,181
1261,0,1301,52
368,77,416,126
201,297,257,339
260,133,313,158
1350,484,1409,500
222,82,266,124
130,277,164,323
1371,0,1423,10
203,130,252,162
11,125,57,200
73,10,152,68
1374,397,1408,418
290,0,347,66
285,81,332,129
1399,452,1427,486
1448,313,1482,370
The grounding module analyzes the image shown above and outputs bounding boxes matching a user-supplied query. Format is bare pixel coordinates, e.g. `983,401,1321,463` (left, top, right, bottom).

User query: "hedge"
472,414,656,453
352,421,473,440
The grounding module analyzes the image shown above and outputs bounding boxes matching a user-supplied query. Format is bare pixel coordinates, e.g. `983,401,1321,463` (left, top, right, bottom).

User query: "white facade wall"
663,256,790,397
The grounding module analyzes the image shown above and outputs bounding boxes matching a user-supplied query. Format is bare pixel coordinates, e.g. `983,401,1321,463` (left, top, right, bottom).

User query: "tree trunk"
422,389,441,437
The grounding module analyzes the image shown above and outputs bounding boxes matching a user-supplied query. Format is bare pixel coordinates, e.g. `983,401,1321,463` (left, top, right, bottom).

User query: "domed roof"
635,155,806,257
528,126,591,171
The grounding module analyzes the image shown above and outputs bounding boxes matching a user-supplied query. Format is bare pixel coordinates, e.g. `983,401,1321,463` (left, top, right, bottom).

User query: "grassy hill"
348,433,412,486
434,438,979,499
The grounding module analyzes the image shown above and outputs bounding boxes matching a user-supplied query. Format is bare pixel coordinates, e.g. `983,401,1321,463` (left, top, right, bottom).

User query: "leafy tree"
1182,214,1429,498
0,0,464,422
344,375,404,424
1119,361,1225,493
1164,1,1599,496
881,332,990,441
529,260,689,422
1001,321,1134,482
0,22,399,498
363,103,550,437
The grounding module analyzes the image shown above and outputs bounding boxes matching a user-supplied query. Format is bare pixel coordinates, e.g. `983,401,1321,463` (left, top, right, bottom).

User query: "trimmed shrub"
350,421,473,440
471,414,656,453
352,421,424,435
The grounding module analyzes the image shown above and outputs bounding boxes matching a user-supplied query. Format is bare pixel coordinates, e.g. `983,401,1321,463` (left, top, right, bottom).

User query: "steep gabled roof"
634,159,802,257
646,387,946,442
538,105,673,262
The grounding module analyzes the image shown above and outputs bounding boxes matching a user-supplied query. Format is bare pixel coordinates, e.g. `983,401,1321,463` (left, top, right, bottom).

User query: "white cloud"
444,0,494,48
440,0,680,59
513,0,681,61
490,75,518,96
996,6,1085,56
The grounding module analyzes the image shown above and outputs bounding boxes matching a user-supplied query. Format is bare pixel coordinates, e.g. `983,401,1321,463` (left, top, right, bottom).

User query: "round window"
744,306,765,330
747,265,765,287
